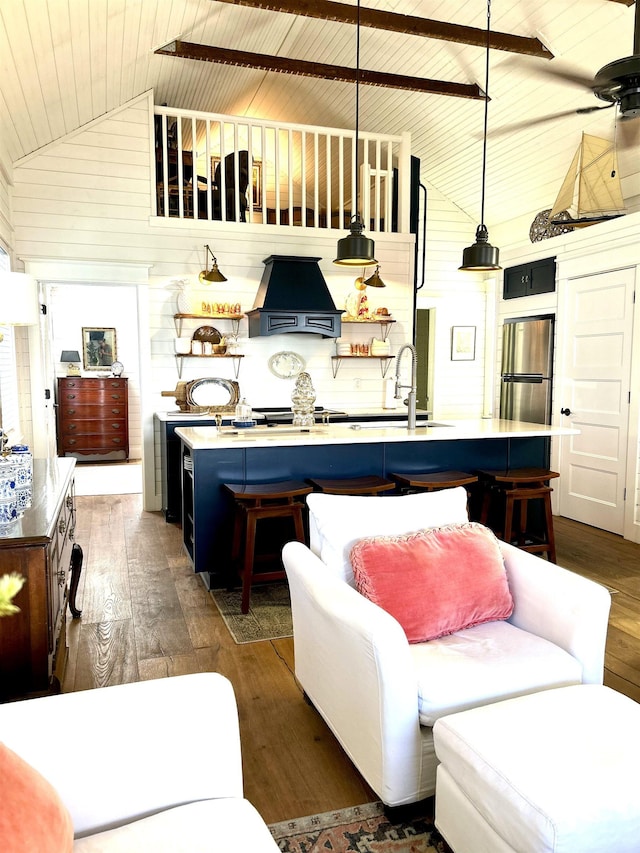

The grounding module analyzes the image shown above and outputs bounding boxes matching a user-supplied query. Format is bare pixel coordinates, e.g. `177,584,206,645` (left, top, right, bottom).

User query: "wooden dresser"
57,377,129,461
0,458,81,700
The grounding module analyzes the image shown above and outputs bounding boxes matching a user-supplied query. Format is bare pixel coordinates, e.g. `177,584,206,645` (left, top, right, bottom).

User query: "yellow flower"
0,573,25,617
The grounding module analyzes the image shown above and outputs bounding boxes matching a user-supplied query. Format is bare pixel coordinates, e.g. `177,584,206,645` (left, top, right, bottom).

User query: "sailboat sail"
550,133,625,224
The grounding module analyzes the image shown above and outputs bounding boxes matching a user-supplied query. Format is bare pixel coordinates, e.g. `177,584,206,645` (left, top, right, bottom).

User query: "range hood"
247,255,342,338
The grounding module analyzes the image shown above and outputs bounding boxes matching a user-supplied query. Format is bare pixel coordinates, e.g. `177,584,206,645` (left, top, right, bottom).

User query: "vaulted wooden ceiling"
1,0,637,244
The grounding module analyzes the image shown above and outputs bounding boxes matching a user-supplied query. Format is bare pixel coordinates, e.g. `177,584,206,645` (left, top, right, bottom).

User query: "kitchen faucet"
394,343,417,429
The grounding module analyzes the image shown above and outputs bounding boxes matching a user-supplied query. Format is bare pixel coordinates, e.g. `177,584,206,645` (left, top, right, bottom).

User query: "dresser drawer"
61,434,128,451
59,420,127,437
59,404,126,419
59,389,127,405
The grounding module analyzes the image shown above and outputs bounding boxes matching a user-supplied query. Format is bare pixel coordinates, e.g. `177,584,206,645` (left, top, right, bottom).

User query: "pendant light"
460,0,501,272
334,0,377,267
199,244,228,282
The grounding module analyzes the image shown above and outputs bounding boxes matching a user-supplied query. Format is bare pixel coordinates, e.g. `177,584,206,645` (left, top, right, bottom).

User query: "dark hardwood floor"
64,495,640,824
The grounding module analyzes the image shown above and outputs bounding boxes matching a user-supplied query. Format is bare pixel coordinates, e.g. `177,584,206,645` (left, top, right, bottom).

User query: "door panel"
558,268,634,534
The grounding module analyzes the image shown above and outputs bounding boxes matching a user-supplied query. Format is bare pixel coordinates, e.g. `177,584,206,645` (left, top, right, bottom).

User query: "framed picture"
82,327,117,370
451,326,476,361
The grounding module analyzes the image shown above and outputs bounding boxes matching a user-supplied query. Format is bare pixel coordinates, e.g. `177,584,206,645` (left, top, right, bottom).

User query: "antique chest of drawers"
57,377,129,461
0,458,80,700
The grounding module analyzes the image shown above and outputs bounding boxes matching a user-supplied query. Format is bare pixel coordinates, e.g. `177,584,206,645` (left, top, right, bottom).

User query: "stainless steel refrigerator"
499,315,554,424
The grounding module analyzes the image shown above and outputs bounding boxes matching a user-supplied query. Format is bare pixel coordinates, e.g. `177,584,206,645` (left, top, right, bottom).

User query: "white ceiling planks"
1,0,637,239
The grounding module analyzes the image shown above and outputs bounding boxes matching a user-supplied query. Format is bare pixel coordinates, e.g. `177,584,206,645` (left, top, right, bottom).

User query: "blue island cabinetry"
177,422,560,589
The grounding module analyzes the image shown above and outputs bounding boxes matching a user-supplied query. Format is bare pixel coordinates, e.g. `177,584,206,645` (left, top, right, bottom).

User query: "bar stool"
223,480,313,614
307,475,396,496
478,468,560,562
390,470,478,494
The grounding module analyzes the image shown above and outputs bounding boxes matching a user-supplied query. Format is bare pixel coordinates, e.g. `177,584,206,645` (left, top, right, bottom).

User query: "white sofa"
282,488,612,808
0,673,279,851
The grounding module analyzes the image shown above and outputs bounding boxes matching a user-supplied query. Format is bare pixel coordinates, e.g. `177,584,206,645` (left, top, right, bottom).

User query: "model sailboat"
549,132,625,227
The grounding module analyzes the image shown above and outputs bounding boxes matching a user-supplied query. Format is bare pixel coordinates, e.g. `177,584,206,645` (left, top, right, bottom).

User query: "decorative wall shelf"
341,318,395,342
175,354,244,379
173,313,244,336
331,355,394,378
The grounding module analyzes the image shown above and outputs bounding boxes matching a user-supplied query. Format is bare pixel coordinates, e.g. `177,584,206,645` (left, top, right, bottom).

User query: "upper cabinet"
503,257,556,300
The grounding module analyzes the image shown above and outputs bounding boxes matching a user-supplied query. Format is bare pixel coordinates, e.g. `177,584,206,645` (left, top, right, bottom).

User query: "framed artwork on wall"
82,327,117,370
451,326,476,361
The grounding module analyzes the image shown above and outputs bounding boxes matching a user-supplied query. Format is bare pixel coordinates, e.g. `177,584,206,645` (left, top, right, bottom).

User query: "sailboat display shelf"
529,133,625,243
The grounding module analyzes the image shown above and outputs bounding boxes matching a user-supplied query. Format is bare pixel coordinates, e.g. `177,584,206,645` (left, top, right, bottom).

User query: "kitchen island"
176,419,576,588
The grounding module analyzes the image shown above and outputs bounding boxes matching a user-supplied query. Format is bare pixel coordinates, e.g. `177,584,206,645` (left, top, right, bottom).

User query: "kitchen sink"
348,421,453,430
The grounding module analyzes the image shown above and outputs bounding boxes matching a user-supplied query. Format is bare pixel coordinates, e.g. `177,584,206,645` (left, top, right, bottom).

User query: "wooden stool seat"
307,475,396,496
390,470,478,492
478,468,559,562
223,479,312,613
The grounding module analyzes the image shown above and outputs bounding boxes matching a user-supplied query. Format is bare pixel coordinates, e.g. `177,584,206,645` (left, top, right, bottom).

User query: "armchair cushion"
351,522,513,642
411,620,583,725
0,742,73,852
307,487,469,586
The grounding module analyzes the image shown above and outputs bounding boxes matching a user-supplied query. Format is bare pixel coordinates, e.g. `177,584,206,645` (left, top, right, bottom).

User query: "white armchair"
282,488,611,808
0,673,279,851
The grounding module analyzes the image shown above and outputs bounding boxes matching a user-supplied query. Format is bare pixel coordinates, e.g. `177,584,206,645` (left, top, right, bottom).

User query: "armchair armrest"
283,541,426,805
0,673,243,837
502,542,611,684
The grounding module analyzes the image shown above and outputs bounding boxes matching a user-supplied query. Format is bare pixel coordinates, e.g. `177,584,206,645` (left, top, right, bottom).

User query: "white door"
558,268,635,534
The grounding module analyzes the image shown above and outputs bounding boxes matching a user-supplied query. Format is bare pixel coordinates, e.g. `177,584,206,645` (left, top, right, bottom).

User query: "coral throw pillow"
351,522,514,643
0,742,73,852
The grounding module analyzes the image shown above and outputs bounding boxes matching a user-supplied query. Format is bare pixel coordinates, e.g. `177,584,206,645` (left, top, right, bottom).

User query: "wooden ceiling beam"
210,0,553,59
156,41,486,100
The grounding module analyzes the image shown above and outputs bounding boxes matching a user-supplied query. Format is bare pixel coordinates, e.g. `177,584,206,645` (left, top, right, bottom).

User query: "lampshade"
363,265,385,287
459,0,501,273
334,0,377,268
334,216,377,267
459,225,501,271
199,244,228,283
0,273,39,325
60,350,81,363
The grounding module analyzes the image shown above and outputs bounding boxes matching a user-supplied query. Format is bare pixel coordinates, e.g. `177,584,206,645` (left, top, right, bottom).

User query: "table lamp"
60,350,81,376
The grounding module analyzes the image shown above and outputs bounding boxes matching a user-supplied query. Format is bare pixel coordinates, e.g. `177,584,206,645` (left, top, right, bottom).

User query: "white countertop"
176,418,578,451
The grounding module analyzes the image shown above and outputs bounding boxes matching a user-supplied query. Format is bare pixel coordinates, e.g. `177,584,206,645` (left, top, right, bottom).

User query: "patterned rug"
210,581,293,643
269,802,450,852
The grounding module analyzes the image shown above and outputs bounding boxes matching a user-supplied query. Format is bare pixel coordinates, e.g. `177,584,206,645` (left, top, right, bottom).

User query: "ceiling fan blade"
488,108,588,139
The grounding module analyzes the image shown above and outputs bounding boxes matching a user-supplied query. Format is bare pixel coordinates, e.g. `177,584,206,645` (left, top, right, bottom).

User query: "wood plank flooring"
64,495,640,824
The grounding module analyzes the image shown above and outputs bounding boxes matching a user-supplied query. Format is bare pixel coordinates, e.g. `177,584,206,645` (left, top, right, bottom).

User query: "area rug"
210,581,293,643
269,801,449,852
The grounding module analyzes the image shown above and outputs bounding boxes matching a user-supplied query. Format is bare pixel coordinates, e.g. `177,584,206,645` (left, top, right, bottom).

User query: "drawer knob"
67,394,76,399
58,518,66,534
66,495,74,510
57,569,66,587
111,394,120,400
111,408,121,414
67,408,76,414
68,424,76,431
112,438,122,444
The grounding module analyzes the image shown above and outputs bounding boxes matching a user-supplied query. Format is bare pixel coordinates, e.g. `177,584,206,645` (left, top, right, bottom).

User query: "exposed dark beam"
156,41,486,100
606,1,634,6
210,0,553,59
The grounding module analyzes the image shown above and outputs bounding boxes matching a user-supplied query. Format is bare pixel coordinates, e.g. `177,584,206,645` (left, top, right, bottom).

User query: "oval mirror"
186,378,239,410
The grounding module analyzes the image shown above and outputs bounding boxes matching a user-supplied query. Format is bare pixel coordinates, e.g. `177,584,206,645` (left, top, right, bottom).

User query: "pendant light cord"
480,0,491,229
354,0,361,219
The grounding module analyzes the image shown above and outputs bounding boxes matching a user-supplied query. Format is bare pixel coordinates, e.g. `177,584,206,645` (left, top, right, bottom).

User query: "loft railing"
154,107,412,233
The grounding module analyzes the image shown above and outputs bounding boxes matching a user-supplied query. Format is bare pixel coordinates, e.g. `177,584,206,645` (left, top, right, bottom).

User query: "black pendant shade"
334,216,377,267
459,225,500,271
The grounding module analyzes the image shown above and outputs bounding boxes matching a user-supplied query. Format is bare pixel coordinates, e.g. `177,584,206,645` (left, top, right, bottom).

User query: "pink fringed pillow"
0,742,73,852
350,522,513,643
